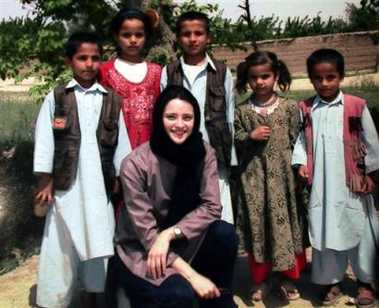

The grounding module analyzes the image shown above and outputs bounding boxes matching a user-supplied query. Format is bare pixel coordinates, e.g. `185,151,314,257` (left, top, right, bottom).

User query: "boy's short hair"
306,48,345,78
175,11,210,35
65,32,103,59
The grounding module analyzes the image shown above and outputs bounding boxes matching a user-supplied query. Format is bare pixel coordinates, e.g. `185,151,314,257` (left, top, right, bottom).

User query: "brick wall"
213,31,379,76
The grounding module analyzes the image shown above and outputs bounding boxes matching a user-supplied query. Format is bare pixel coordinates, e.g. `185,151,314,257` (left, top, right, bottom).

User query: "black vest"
52,84,121,195
166,59,232,168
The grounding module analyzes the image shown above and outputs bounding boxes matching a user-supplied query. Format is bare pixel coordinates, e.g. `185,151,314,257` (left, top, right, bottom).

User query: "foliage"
346,0,379,31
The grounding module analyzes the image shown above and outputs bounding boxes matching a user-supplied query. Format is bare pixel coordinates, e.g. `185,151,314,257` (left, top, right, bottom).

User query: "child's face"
309,62,343,102
248,63,277,100
116,18,146,60
177,20,210,58
67,43,101,88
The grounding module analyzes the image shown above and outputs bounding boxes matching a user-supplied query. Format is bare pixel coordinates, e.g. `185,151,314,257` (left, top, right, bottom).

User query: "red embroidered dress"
99,60,161,149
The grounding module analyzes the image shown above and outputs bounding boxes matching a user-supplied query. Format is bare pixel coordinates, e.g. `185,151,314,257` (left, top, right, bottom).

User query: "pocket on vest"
100,121,118,147
208,86,226,112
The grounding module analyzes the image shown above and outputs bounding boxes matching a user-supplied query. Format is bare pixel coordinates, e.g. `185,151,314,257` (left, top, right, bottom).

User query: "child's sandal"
356,287,376,308
322,284,342,306
278,280,300,301
250,282,270,302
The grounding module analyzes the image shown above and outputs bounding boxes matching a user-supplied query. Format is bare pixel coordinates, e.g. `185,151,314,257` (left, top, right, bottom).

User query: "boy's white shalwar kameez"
34,80,132,308
292,91,379,284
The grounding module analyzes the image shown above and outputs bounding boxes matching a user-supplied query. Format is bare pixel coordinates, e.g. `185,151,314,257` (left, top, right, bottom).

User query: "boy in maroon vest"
33,32,131,308
292,48,379,307
160,11,237,224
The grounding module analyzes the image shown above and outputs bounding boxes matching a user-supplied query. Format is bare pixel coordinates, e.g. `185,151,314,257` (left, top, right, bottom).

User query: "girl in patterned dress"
234,51,306,303
99,8,161,149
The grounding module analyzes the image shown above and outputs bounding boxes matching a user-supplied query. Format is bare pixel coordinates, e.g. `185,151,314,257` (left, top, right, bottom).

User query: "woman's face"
163,98,194,144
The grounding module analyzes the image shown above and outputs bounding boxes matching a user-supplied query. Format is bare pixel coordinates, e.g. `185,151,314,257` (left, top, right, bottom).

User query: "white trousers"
36,206,109,308
311,217,377,285
219,168,234,224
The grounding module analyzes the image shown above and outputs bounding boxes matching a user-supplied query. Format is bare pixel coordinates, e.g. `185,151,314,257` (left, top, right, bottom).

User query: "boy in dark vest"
160,11,237,224
33,32,131,308
292,49,379,307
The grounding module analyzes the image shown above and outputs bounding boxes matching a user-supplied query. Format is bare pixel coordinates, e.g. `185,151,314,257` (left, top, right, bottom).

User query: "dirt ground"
0,253,374,308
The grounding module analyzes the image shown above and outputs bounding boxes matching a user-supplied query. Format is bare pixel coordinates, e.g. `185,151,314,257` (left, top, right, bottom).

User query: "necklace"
250,93,278,107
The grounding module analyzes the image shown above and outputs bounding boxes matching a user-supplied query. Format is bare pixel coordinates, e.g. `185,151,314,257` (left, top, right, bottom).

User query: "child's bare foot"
250,282,270,302
356,286,376,308
278,279,300,301
322,283,342,306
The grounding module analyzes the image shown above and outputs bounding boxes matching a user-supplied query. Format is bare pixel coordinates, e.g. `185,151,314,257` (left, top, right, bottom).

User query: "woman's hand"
34,173,54,204
189,272,221,299
250,126,271,141
147,228,174,280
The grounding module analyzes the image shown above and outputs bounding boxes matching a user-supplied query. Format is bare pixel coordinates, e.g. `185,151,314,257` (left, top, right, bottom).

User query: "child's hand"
250,126,271,141
34,174,54,204
361,175,376,194
298,165,309,180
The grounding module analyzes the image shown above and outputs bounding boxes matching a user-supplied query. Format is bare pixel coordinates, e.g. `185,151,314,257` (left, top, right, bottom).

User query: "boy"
160,11,237,224
292,48,379,307
33,32,131,308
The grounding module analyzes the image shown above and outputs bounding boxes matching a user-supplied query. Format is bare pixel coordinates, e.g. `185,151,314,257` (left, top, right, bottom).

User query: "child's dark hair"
65,32,102,59
306,48,345,78
175,11,210,35
110,8,152,37
236,51,292,94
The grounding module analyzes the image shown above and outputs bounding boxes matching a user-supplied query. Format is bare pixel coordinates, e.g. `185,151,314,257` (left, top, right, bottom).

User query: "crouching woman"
108,85,239,308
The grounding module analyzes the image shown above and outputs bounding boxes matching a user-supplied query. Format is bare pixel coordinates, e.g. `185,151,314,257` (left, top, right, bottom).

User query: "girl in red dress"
99,9,161,149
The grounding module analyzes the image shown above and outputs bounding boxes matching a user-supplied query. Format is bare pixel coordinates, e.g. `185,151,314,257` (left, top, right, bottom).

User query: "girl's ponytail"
277,59,292,92
236,61,249,94
235,51,292,94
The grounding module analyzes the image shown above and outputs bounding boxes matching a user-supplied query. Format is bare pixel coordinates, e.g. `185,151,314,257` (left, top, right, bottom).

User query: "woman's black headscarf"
150,85,206,228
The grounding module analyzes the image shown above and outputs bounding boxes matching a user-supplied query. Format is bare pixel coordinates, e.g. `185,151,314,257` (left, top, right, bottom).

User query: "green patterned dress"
234,96,305,271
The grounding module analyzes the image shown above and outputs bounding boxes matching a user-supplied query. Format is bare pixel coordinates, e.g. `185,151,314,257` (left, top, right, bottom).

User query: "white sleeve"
114,112,132,176
361,105,379,173
224,68,238,166
160,66,168,92
33,91,55,174
292,130,308,166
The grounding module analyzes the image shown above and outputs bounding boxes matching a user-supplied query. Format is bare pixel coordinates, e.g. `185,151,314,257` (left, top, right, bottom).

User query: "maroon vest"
299,94,367,192
166,59,232,168
52,84,121,195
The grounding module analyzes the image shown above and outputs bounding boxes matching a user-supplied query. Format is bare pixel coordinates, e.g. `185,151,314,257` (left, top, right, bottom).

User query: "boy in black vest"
160,11,237,224
33,32,131,308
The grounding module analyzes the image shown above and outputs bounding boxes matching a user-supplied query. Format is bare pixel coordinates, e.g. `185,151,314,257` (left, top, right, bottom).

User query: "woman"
108,85,238,308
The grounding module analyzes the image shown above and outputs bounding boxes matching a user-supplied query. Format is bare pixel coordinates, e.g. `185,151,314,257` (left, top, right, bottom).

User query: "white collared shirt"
292,91,379,251
160,53,237,167
33,79,132,260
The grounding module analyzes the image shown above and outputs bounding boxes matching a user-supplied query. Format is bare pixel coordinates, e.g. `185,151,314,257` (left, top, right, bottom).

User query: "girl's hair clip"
145,9,160,29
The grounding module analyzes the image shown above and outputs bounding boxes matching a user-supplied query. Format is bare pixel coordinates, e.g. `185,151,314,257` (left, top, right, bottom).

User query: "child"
99,8,161,150
292,48,379,307
234,51,306,302
33,32,131,308
160,11,236,224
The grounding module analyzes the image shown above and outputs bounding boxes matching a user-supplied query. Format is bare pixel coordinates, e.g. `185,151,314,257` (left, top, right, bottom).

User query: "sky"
0,0,361,21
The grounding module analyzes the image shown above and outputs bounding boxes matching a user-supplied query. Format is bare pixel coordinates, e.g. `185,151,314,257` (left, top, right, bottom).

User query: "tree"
346,0,379,31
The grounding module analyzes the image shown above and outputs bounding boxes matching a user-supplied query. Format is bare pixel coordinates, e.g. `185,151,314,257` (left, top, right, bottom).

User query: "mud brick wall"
213,31,379,76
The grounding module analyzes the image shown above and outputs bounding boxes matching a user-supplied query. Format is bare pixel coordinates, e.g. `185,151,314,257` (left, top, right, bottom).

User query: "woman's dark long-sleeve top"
116,142,222,285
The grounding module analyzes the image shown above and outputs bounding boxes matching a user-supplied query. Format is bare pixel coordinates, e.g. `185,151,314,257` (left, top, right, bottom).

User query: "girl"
234,51,306,302
108,85,238,308
99,8,161,149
